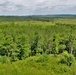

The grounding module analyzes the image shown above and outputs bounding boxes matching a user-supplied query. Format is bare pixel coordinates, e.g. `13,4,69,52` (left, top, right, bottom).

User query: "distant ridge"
0,14,76,17
31,14,76,17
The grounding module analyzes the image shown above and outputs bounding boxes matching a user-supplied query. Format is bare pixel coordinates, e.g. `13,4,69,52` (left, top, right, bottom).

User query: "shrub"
36,54,48,63
60,51,75,66
0,56,10,63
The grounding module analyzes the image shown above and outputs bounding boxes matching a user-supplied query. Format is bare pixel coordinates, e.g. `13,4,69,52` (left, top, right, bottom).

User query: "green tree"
31,32,39,56
52,35,59,54
16,34,30,60
0,35,13,57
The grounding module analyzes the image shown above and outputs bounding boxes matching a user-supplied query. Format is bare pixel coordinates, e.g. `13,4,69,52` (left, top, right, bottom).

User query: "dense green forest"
0,16,76,75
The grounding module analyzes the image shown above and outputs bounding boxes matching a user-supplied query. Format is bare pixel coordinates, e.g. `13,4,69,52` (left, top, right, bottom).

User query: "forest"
0,16,76,75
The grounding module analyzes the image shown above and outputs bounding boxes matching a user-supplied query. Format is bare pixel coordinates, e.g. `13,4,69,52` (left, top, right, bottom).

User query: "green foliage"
31,32,39,55
0,17,76,63
36,54,48,62
16,34,30,60
0,54,75,75
60,51,75,66
0,16,76,75
52,34,59,54
0,56,10,63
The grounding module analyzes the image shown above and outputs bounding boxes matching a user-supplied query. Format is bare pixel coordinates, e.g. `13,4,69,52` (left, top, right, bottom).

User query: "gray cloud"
0,0,76,15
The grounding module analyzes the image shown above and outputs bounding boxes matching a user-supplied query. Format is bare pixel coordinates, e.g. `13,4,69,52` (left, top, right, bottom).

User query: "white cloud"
0,0,76,15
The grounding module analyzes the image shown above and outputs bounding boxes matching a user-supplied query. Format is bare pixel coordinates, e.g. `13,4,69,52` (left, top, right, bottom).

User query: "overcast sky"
0,0,76,15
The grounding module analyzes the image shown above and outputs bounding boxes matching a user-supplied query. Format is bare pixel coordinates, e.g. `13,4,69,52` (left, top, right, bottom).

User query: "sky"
0,0,76,15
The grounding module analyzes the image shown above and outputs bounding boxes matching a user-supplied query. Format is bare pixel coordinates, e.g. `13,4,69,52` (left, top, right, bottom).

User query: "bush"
60,51,75,66
36,54,48,63
0,56,10,63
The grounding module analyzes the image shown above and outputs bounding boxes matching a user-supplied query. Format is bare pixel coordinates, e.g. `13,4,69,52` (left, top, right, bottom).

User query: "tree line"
0,21,76,62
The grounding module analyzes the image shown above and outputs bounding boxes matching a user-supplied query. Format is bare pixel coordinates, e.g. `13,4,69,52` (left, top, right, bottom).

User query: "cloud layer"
0,0,76,15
